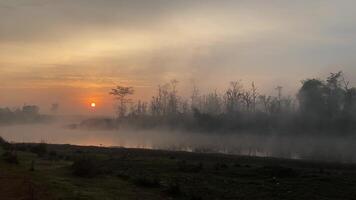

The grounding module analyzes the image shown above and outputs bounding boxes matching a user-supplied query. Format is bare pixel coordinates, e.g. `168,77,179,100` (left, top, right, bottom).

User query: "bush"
72,157,99,178
2,151,19,164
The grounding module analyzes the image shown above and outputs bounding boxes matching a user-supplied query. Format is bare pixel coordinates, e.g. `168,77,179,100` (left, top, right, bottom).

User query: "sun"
91,102,96,108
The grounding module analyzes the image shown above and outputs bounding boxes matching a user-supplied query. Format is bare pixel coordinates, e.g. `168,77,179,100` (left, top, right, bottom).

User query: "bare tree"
259,95,272,113
225,81,243,113
191,83,201,111
241,91,252,112
251,82,258,113
275,86,283,112
110,86,134,118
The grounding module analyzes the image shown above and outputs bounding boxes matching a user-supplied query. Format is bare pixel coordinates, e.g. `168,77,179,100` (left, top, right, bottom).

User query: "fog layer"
2,122,356,163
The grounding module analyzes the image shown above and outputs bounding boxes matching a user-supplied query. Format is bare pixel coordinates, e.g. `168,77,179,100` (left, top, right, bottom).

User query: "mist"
1,118,356,163
2,71,356,163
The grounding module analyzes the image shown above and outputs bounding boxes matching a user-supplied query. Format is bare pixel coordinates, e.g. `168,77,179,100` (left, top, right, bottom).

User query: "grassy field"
2,142,356,200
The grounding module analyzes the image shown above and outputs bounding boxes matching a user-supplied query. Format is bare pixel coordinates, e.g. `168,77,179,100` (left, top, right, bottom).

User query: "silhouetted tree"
298,79,326,119
225,81,243,114
110,86,134,118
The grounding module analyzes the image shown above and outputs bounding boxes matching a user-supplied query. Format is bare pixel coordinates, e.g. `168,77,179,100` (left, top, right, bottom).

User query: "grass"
2,143,356,199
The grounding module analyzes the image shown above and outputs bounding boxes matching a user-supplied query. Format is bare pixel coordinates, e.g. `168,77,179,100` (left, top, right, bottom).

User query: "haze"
2,0,356,115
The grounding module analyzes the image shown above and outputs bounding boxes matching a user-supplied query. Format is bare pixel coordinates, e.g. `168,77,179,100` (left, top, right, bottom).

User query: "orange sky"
1,0,356,115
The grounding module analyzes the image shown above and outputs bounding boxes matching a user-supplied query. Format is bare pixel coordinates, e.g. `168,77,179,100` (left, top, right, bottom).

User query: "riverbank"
2,142,356,199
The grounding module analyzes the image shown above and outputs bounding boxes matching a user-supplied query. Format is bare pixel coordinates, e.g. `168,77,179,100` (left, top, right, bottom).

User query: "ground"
1,144,356,200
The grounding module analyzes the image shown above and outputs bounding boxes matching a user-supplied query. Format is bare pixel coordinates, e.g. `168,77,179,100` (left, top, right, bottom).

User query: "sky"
1,0,356,115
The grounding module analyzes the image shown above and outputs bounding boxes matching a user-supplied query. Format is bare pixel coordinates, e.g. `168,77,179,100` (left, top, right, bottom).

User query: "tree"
251,82,258,113
150,80,180,116
325,71,345,118
259,95,272,114
225,81,243,113
275,86,283,112
110,86,134,118
298,79,326,118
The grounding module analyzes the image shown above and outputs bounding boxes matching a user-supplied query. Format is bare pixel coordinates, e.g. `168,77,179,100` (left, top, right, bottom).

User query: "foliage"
107,71,356,134
110,86,135,118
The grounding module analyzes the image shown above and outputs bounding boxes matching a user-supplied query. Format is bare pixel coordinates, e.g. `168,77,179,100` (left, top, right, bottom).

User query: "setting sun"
91,102,96,108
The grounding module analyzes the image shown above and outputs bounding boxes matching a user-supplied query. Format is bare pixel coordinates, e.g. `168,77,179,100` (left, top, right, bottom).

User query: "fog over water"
2,120,356,163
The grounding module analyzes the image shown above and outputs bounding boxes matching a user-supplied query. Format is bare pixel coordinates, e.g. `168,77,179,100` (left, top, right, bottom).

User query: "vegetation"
1,142,356,199
0,105,51,125
103,71,356,134
72,156,100,178
30,142,48,157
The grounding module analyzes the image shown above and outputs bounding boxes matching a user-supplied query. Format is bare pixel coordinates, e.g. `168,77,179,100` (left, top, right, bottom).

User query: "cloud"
2,0,356,113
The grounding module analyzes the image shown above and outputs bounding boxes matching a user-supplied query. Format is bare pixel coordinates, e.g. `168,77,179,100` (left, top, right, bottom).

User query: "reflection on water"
1,123,356,163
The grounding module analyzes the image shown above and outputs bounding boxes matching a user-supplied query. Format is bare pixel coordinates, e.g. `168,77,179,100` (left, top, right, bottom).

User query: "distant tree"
150,80,180,116
241,91,252,112
251,82,258,113
344,87,356,117
259,95,272,114
22,105,39,116
167,80,179,115
225,81,243,113
298,79,326,118
191,83,201,111
325,71,345,118
110,86,134,118
275,86,283,112
202,91,222,115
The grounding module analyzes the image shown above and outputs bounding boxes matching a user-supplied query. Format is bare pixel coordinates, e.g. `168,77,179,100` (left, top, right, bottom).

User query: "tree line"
0,105,48,124
109,71,356,134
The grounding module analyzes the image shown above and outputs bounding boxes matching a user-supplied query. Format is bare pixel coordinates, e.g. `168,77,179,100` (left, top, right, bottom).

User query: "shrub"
2,151,19,164
72,157,99,178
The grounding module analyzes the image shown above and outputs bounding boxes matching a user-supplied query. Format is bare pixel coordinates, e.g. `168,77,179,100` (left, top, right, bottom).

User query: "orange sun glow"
91,102,96,108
